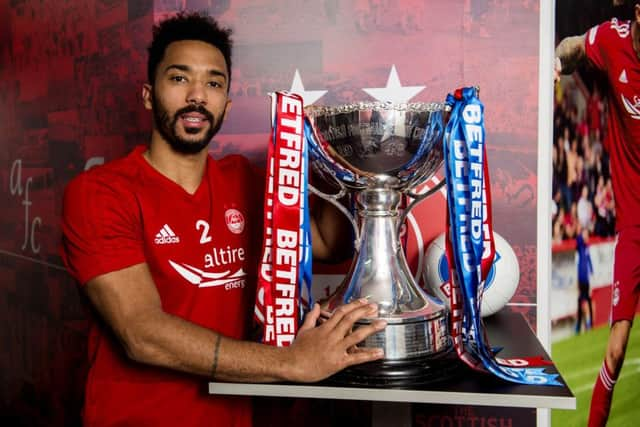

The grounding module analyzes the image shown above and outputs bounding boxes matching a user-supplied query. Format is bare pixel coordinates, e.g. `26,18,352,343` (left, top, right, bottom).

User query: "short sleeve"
585,21,609,72
60,171,146,285
584,24,605,70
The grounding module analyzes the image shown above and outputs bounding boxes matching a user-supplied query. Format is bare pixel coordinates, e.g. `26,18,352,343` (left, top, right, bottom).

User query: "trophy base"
359,306,450,360
325,347,465,388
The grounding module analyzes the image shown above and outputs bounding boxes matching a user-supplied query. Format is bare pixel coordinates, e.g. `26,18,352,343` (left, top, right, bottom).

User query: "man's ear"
142,84,153,110
222,99,233,121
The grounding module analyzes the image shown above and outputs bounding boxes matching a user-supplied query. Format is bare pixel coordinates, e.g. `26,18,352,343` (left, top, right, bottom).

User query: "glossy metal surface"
305,101,449,361
362,310,450,360
305,101,445,190
322,188,448,359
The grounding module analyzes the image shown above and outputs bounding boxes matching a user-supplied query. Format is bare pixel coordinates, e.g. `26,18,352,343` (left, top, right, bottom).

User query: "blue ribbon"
445,87,561,386
299,127,314,316
304,118,357,184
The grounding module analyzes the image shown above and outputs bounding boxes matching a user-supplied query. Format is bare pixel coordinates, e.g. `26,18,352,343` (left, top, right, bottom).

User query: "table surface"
209,311,576,410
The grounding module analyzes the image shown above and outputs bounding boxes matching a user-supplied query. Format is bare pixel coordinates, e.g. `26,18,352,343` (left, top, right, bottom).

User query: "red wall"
0,1,542,425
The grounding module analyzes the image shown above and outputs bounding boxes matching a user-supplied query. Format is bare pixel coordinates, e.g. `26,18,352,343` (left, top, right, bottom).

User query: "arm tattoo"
211,335,222,379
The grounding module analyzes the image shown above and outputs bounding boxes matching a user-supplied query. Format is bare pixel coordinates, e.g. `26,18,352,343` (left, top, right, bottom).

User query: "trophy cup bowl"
305,101,457,385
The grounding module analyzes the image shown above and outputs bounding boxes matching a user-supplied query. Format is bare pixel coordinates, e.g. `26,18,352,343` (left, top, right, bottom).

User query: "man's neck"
144,135,208,195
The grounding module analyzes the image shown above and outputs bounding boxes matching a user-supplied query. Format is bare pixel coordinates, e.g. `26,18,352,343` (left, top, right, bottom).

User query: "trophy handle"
397,179,446,236
308,183,361,251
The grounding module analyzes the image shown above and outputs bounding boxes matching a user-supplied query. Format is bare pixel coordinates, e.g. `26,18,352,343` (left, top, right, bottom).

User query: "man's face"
144,40,231,154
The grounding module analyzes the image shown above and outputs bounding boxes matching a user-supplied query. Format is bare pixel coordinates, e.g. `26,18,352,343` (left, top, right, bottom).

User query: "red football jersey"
61,145,263,427
585,18,640,230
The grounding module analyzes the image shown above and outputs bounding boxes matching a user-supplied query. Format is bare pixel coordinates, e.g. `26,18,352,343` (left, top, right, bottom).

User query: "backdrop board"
0,1,545,426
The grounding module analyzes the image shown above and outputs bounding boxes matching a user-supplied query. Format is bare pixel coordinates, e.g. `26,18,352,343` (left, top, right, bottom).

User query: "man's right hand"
284,298,387,382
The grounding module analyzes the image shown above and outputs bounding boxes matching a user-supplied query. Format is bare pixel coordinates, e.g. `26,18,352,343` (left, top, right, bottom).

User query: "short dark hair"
147,12,233,88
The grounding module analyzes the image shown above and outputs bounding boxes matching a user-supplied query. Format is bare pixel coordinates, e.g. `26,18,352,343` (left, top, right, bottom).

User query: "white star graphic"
362,65,425,103
289,69,327,106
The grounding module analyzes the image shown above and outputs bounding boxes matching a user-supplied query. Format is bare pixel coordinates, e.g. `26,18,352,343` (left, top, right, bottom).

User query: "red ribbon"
255,92,306,347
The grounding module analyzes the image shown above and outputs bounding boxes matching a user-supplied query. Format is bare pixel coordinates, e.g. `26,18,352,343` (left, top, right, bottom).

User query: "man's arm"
85,263,385,383
555,34,587,81
311,197,354,262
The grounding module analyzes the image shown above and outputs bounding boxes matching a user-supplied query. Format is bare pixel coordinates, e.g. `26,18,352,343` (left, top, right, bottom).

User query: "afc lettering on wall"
9,159,42,254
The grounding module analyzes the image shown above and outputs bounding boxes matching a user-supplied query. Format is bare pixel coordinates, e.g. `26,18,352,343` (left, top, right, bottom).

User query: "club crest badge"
225,209,245,234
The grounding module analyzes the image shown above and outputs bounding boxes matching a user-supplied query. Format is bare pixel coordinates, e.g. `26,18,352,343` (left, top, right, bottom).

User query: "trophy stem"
349,189,429,317
325,188,449,361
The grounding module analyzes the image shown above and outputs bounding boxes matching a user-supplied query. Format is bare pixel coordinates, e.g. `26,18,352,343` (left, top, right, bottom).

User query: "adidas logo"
155,224,180,244
619,69,628,84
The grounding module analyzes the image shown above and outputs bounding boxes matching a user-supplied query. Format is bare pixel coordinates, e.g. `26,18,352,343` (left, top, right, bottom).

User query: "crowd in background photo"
552,77,616,245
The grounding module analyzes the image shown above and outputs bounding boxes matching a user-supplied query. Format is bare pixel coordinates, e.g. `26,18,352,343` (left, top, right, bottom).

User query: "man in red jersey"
61,12,386,427
555,1,640,425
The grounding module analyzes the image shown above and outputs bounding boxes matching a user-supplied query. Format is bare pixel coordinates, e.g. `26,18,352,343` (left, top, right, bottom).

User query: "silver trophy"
305,101,455,384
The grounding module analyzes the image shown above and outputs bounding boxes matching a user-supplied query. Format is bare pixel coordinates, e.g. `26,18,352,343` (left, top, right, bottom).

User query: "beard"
151,94,223,155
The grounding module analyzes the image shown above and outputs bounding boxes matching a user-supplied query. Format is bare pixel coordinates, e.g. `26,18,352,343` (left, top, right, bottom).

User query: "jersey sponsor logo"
155,224,180,244
619,69,628,84
204,245,245,268
610,18,630,38
169,260,247,289
225,209,245,234
621,94,640,120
